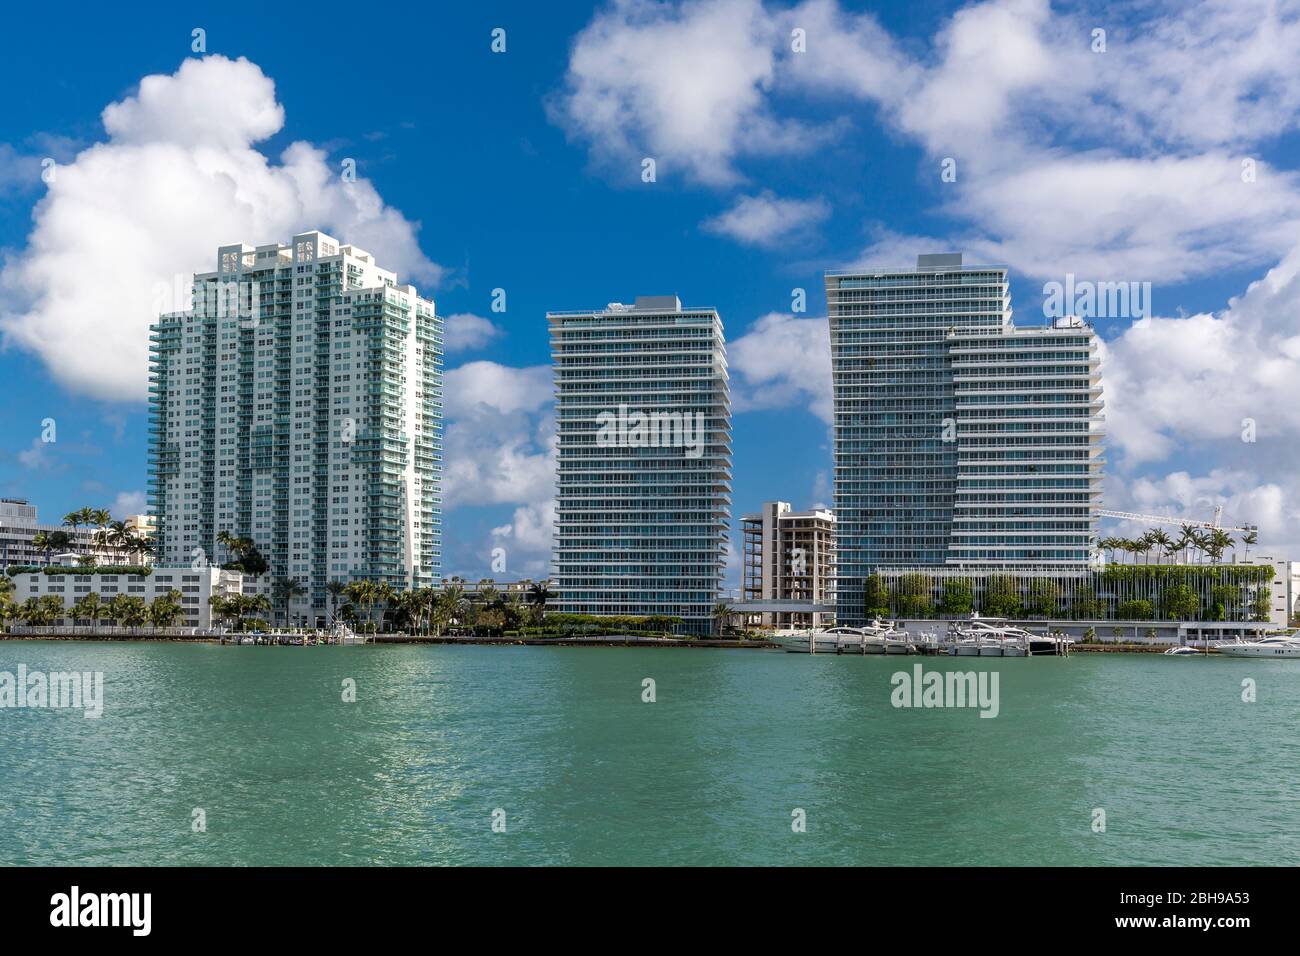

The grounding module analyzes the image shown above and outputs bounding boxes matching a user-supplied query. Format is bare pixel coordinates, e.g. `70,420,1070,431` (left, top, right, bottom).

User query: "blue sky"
2,0,1299,584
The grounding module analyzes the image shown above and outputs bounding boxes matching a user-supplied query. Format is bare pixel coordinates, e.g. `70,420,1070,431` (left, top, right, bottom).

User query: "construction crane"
1097,506,1255,534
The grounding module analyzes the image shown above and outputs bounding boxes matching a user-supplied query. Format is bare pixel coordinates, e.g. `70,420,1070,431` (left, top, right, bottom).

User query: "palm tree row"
323,578,550,636
0,590,186,629
27,506,155,565
0,574,555,635
208,593,273,630
1098,525,1253,566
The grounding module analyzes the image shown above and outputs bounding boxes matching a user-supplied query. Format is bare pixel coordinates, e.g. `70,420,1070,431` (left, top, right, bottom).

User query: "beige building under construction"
740,502,836,630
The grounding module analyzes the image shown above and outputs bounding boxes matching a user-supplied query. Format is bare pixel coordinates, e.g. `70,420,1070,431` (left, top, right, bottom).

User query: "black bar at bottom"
0,866,1283,942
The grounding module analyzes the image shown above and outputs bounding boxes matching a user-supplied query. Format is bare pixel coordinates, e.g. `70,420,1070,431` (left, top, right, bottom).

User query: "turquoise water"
0,641,1295,866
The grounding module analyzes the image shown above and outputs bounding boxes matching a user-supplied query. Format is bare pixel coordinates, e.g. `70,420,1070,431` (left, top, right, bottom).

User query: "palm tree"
241,593,272,629
1207,529,1232,565
149,590,184,628
0,597,18,633
1192,529,1212,564
712,600,734,636
344,580,379,633
105,520,132,559
374,581,396,633
106,593,133,628
22,595,66,628
1137,531,1157,564
1241,528,1258,561
343,580,367,625
66,507,99,557
526,582,551,610
394,589,424,634
73,592,105,632
121,596,149,630
271,577,306,628
208,595,232,630
1149,529,1174,564
88,508,112,549
131,535,154,565
1218,528,1237,563
413,588,437,635
326,580,347,625
18,597,40,627
1175,524,1197,564
216,529,234,553
216,529,257,569
31,530,51,562
435,583,465,635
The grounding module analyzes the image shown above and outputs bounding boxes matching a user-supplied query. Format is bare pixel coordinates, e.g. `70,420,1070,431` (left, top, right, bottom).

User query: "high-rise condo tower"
148,231,442,624
826,253,1103,625
548,296,731,635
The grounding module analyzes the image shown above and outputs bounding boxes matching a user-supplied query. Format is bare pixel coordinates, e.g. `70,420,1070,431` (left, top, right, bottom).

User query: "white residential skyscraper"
548,296,731,635
149,231,442,624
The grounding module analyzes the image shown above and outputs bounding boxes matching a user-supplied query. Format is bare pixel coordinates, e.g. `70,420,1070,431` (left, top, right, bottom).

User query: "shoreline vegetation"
0,631,774,649
0,631,1209,652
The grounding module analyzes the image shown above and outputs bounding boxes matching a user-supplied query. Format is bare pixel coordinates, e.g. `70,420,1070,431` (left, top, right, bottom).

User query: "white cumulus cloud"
728,312,832,422
701,191,829,246
551,0,831,185
0,55,443,402
442,361,557,575
443,313,504,352
111,490,148,518
556,0,1300,283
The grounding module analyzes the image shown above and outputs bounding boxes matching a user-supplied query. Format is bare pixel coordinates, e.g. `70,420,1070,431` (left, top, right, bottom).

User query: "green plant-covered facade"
869,564,1276,622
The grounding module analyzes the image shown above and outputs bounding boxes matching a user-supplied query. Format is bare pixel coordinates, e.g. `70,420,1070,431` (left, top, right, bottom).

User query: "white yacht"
772,626,862,654
869,619,913,654
1164,645,1202,656
953,639,983,657
948,617,1040,657
951,621,1005,656
1216,635,1300,658
774,621,911,655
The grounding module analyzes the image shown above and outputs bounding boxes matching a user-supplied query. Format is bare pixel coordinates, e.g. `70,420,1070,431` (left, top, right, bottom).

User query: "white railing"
4,625,217,638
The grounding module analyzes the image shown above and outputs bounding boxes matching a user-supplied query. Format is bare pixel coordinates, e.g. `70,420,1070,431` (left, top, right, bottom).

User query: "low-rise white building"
10,566,247,629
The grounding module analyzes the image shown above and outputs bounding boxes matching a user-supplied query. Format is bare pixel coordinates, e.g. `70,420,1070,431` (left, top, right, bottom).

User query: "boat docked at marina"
1215,635,1300,658
770,626,857,654
946,616,1064,657
773,620,913,655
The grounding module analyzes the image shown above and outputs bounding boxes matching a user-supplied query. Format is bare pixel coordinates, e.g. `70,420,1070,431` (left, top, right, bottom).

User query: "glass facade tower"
826,253,1103,625
549,296,731,635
